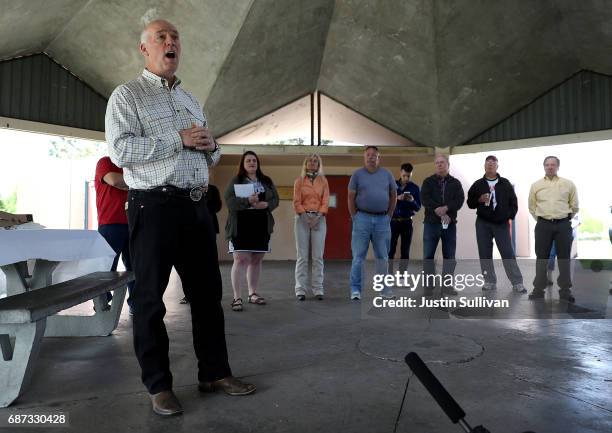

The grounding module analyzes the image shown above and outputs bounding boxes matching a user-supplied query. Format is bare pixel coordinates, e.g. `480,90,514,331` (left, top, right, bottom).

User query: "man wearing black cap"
467,155,526,293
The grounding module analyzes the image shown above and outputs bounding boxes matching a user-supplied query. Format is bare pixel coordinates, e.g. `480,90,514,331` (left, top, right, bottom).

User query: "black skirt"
229,209,270,253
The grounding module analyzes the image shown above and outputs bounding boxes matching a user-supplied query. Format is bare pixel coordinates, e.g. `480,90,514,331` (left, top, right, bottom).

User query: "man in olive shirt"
528,156,579,302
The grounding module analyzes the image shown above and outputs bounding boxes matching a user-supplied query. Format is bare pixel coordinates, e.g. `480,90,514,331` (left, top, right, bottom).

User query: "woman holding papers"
292,154,329,301
224,151,279,311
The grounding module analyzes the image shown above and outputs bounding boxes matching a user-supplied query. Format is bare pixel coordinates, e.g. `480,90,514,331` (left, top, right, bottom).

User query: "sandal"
231,298,243,311
248,293,266,305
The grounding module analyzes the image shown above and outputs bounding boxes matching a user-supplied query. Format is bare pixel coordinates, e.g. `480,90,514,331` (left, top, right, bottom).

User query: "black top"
421,174,465,224
467,174,518,223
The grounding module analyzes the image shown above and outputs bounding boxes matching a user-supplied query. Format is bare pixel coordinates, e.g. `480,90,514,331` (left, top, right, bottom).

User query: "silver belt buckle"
189,186,203,202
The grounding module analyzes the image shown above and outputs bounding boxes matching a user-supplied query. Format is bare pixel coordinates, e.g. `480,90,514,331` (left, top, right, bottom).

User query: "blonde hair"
301,154,324,177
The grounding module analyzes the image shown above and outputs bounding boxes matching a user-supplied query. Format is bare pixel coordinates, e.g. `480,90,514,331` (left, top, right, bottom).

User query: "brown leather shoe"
150,390,183,416
198,376,256,396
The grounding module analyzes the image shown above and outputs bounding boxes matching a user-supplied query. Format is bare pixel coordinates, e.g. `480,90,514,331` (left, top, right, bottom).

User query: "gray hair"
434,153,449,163
140,19,173,43
140,28,149,44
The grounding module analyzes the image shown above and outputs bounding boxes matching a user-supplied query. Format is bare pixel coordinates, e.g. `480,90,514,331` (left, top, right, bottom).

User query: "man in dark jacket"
421,154,464,295
467,155,526,293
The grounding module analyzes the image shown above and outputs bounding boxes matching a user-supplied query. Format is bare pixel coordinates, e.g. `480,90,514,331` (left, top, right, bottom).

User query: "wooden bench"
0,271,134,407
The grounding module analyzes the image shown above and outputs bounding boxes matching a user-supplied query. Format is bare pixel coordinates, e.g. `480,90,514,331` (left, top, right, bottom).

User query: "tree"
272,137,335,145
579,212,604,236
47,136,106,160
0,190,17,213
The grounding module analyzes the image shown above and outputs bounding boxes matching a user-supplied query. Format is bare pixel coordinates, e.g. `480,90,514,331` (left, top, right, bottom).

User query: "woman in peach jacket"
292,154,330,300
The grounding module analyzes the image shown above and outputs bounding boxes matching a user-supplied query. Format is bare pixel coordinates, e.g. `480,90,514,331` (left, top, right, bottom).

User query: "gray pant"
475,217,523,285
294,215,327,295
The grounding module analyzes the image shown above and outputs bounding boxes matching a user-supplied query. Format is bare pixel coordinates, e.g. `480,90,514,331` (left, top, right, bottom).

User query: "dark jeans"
533,218,573,293
128,190,232,394
98,224,134,307
547,227,577,270
389,218,413,262
423,222,457,288
475,217,523,285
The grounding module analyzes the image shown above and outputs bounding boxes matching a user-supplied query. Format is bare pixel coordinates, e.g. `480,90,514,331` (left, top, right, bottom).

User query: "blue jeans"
99,224,134,308
350,212,391,294
423,222,457,288
547,241,557,271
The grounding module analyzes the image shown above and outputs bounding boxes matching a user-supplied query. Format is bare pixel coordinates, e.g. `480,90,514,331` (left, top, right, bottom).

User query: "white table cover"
0,229,116,296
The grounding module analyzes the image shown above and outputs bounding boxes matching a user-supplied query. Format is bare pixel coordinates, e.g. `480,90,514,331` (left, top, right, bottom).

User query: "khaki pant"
294,215,326,296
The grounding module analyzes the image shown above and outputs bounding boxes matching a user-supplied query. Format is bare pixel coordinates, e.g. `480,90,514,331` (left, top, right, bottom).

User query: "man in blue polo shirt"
347,146,397,300
389,163,421,272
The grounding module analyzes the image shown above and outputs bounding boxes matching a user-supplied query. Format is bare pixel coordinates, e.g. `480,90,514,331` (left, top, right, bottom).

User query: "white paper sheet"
234,183,255,198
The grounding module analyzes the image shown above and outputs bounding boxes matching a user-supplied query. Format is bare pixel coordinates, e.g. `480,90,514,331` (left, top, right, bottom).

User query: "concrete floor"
2,261,611,433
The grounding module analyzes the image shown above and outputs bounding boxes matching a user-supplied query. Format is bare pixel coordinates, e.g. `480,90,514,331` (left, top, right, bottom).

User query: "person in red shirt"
95,156,134,313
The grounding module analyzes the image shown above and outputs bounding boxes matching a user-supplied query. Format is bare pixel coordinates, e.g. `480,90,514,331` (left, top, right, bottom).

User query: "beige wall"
212,155,419,261
212,154,534,263
213,163,350,261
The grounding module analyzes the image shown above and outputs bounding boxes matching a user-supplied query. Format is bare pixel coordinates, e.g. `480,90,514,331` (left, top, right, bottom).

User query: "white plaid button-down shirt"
105,69,220,189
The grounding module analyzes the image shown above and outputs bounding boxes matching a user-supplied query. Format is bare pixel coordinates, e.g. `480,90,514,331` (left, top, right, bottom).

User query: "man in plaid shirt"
106,19,255,417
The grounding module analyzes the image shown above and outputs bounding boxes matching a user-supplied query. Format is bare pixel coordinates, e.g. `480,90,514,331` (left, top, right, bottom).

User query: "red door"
325,175,352,259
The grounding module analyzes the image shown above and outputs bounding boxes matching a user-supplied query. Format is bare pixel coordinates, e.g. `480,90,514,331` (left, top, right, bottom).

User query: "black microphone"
405,352,537,433
405,352,491,433
405,352,466,424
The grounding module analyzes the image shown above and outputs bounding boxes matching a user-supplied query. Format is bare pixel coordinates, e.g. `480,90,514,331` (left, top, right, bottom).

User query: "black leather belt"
358,209,387,216
149,185,208,202
392,217,412,222
538,216,569,223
